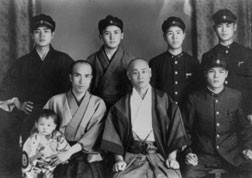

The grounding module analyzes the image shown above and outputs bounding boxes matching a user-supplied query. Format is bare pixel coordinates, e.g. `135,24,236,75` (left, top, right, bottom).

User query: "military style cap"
98,15,123,34
212,9,237,25
162,16,185,33
203,54,228,71
31,14,56,32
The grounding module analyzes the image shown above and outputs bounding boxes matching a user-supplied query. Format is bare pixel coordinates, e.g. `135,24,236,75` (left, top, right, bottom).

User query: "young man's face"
127,60,151,91
31,26,54,48
205,67,228,91
164,26,185,50
214,23,237,43
100,25,123,49
36,117,56,136
70,63,93,95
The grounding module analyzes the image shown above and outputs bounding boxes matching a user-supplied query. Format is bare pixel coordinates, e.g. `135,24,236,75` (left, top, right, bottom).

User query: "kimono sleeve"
22,134,40,173
101,106,124,156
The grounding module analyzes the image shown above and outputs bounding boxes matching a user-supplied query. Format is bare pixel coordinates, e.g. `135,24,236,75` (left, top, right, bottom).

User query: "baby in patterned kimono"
22,109,70,178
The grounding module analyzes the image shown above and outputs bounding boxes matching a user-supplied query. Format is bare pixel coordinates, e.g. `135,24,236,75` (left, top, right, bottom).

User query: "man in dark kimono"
87,15,134,108
0,14,73,177
182,55,252,178
149,16,201,108
101,59,187,178
201,9,252,123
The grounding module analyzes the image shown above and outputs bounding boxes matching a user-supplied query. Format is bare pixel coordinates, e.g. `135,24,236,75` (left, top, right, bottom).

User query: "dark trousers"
54,152,105,178
181,159,252,178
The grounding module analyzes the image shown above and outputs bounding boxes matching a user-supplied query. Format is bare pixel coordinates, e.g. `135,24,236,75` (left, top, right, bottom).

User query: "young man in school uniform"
150,16,201,109
182,55,252,178
201,8,252,123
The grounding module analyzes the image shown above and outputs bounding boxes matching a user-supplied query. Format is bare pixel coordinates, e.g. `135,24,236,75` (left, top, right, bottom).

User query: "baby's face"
36,116,56,136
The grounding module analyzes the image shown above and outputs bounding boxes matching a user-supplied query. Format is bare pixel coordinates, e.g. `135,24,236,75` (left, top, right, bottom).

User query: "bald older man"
101,59,187,178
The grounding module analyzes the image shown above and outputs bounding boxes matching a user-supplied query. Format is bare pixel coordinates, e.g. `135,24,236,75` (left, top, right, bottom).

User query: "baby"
22,109,70,178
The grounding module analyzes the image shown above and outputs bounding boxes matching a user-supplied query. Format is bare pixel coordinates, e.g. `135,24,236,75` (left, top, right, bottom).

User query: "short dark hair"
36,109,59,126
70,60,93,75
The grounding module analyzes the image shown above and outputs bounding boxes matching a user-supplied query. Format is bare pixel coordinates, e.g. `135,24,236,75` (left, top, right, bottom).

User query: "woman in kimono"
44,60,106,178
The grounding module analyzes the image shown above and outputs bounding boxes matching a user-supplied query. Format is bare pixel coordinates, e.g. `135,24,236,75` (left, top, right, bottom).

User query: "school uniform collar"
205,86,225,97
166,51,184,59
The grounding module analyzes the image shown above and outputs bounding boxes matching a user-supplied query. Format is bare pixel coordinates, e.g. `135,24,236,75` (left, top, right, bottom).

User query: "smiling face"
70,63,93,95
100,25,124,49
205,67,228,91
164,26,185,50
214,23,237,43
127,59,151,91
31,26,54,47
36,116,56,136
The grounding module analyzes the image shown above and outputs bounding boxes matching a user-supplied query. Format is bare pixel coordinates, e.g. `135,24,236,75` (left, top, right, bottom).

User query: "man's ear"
121,32,124,40
213,25,217,33
30,33,34,40
69,74,72,82
127,71,131,81
51,32,55,39
163,33,167,42
234,23,237,32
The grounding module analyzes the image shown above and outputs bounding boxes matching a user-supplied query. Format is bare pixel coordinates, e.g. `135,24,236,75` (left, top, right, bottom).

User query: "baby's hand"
242,149,252,160
166,158,180,169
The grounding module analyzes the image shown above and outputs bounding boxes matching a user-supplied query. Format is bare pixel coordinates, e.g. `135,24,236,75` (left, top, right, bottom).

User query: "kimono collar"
70,89,87,106
102,45,123,62
32,45,55,61
131,84,151,100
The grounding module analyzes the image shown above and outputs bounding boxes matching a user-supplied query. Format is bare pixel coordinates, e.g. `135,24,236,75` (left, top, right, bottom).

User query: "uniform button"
175,91,178,95
216,111,220,115
175,101,178,105
216,100,219,103
225,80,228,84
175,81,178,85
216,123,220,127
217,134,220,138
175,71,178,75
225,50,229,54
216,145,220,149
174,61,178,64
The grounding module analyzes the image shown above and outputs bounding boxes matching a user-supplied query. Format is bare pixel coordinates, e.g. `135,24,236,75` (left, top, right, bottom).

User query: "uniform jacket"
202,42,252,115
150,51,202,108
182,87,252,166
86,45,134,108
101,87,187,158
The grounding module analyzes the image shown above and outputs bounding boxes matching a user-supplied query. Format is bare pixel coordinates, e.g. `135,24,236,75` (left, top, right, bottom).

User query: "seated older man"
101,58,187,178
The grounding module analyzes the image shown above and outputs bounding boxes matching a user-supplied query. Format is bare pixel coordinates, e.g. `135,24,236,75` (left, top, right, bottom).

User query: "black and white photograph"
0,0,252,177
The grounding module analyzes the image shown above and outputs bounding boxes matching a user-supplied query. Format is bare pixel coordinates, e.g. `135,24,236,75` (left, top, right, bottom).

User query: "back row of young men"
0,8,252,178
